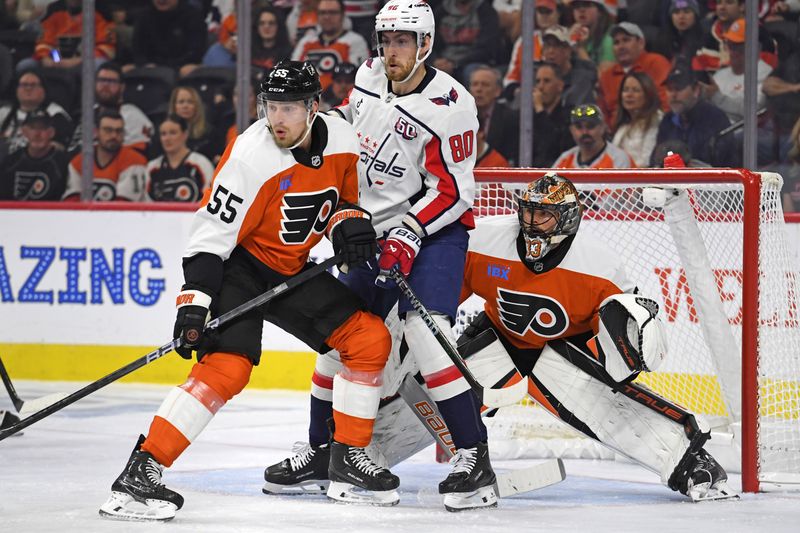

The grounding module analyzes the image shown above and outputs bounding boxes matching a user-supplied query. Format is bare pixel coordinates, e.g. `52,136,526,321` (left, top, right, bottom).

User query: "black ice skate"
99,435,184,521
263,442,331,495
326,440,400,506
669,447,739,502
439,441,498,512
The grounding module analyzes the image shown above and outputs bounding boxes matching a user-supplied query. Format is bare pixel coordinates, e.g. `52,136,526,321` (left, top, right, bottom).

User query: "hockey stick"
0,356,24,412
389,269,527,408
397,374,566,497
0,254,342,442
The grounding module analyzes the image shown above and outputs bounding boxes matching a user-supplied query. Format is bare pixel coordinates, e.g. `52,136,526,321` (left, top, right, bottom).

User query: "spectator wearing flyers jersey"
63,109,147,201
146,115,214,202
0,111,69,201
554,103,636,169
292,0,369,91
475,114,509,168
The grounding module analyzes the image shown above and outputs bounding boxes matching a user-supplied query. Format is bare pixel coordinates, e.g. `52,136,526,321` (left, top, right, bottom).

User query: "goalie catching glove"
173,287,213,359
327,204,378,272
589,293,667,383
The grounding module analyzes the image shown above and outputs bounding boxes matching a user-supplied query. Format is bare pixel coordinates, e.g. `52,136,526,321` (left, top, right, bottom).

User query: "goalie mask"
517,172,582,262
374,0,435,83
258,60,322,149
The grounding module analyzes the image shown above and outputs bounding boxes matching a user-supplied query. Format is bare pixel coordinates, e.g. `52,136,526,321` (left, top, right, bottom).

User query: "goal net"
459,168,800,493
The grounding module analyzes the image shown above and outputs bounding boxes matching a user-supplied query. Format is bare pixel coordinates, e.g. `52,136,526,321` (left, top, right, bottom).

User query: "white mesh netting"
457,170,800,489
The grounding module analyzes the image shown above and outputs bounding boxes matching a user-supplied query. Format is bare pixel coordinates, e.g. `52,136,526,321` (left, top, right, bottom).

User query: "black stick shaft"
0,357,24,412
0,255,341,442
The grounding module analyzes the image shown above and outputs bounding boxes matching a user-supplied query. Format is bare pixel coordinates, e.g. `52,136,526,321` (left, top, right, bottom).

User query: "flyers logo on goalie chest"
496,288,569,338
279,187,339,244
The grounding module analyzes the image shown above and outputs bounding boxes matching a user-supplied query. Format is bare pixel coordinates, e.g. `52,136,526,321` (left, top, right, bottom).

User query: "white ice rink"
2,381,799,533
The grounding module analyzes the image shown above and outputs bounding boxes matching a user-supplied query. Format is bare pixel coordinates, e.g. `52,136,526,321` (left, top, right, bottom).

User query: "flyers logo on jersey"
279,187,340,245
496,288,569,338
430,87,459,106
394,117,418,140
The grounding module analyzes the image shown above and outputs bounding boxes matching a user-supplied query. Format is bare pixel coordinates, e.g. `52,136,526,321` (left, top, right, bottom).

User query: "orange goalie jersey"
460,215,636,350
186,113,359,275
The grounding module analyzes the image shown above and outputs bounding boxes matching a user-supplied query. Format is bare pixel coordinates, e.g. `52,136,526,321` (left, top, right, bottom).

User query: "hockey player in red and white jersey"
98,61,401,521
453,172,737,502
263,0,498,511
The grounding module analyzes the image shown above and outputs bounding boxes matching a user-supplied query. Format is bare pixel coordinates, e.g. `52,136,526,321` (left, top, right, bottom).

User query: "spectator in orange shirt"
63,109,147,201
25,0,116,72
554,103,635,169
598,22,670,126
291,0,369,91
203,10,238,67
503,0,561,94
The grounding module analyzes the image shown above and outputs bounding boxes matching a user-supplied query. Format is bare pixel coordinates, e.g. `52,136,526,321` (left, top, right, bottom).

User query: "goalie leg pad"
405,313,470,402
532,345,695,485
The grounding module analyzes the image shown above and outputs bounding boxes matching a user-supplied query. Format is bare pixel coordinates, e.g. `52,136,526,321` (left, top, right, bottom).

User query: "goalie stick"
397,374,566,497
0,254,342,442
389,268,527,408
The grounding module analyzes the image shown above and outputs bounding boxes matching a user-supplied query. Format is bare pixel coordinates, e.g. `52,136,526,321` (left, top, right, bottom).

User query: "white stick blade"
482,374,527,408
19,392,70,417
495,458,566,498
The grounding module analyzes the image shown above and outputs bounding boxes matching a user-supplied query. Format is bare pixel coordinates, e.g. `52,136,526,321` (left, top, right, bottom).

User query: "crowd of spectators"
0,0,798,211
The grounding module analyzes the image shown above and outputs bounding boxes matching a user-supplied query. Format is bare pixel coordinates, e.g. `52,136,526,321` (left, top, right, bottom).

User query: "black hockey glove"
328,204,378,271
173,287,213,359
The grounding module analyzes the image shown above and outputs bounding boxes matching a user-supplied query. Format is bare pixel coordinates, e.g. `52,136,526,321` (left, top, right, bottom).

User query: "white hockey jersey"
336,59,478,237
460,215,636,350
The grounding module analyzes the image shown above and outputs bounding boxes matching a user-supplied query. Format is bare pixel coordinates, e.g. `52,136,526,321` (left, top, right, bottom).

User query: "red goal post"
468,167,800,493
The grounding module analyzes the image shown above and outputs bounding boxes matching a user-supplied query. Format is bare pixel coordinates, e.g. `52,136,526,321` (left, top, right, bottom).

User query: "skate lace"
449,447,477,475
288,442,316,471
348,447,384,476
144,457,165,487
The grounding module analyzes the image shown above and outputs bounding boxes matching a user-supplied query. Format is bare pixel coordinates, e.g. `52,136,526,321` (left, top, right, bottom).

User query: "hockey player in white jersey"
263,0,499,511
451,172,736,502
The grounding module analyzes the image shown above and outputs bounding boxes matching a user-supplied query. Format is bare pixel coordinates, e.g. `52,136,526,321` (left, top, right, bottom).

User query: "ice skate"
439,441,498,512
326,440,400,506
98,435,184,521
263,442,331,495
670,447,739,502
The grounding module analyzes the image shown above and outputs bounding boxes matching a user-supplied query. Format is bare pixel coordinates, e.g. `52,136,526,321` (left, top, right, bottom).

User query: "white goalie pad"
460,328,520,389
593,293,668,383
532,345,696,485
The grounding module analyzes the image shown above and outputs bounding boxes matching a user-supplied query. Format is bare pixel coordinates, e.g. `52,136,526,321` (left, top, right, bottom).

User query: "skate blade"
262,479,330,495
443,485,498,512
98,491,177,522
688,481,740,502
326,481,400,506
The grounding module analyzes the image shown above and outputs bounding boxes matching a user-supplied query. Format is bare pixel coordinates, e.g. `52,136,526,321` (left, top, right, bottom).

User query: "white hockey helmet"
374,0,435,81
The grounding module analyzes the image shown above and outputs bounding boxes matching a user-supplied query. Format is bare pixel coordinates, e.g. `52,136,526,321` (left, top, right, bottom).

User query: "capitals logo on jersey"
496,288,570,339
430,87,459,106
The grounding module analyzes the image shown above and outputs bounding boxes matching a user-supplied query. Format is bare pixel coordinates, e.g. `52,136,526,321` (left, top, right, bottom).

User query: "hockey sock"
309,395,333,447
436,389,488,450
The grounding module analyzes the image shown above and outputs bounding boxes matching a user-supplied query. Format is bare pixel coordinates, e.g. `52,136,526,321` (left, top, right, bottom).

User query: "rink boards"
1,205,800,395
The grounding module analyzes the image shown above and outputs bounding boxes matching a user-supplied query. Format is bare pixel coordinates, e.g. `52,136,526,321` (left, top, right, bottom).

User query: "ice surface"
1,381,799,533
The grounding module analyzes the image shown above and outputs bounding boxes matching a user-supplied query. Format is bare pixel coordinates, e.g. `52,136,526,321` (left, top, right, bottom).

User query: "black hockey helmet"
260,60,322,103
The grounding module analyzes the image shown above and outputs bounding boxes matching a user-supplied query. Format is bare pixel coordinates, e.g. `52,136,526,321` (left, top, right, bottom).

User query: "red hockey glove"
377,226,422,284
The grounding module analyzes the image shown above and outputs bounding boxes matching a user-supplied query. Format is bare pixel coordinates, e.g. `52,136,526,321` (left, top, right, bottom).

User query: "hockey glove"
376,226,422,288
173,288,213,359
328,204,378,272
